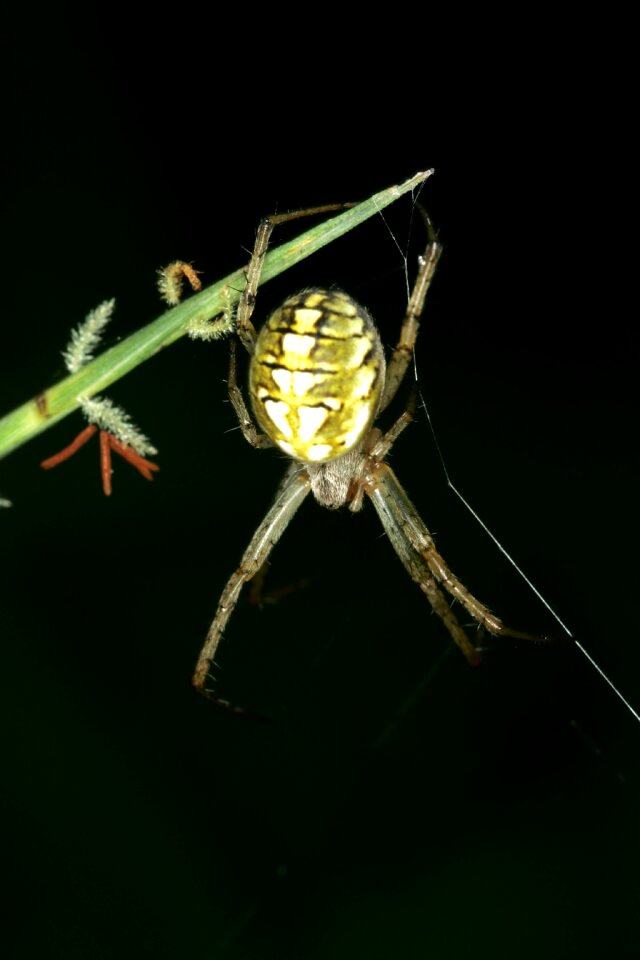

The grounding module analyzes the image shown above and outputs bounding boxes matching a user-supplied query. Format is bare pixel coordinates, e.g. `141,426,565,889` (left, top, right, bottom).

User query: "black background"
1,12,638,960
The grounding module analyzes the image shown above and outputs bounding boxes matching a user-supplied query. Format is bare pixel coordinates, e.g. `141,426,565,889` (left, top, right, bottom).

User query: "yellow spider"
192,200,543,709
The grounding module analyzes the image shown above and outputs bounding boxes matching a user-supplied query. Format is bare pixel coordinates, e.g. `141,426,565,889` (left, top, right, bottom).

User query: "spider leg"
349,397,416,513
192,467,311,700
227,338,273,449
365,461,480,663
366,461,547,662
379,207,442,414
236,203,353,353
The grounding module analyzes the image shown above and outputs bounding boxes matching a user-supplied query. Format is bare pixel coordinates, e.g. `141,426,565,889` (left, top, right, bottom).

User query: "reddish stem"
109,435,160,480
40,424,98,469
41,424,159,496
99,430,113,496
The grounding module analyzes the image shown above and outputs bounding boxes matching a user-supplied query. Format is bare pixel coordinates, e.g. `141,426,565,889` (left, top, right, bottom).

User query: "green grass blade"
0,171,433,461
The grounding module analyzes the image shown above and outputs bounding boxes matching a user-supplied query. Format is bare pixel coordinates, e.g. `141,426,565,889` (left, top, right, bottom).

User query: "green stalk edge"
0,171,432,462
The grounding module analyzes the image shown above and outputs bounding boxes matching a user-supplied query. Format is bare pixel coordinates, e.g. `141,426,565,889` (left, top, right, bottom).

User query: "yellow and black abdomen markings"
249,289,386,462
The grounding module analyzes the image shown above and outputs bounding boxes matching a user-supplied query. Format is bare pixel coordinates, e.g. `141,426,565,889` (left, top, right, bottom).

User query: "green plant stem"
0,171,432,462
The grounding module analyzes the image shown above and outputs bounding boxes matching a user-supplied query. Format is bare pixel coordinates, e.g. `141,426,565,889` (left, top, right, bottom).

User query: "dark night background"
1,12,638,960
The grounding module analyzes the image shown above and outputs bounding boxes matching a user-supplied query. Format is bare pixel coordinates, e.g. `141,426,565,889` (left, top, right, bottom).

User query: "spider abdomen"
249,289,385,463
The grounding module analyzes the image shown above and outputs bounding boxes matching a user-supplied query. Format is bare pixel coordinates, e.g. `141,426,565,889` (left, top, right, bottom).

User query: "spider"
192,200,544,707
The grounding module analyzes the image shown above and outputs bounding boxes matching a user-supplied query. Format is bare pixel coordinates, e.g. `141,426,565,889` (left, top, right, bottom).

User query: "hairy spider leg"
192,468,311,700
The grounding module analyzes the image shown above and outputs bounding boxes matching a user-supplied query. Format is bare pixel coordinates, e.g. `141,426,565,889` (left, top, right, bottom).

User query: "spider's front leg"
192,468,311,703
364,460,549,663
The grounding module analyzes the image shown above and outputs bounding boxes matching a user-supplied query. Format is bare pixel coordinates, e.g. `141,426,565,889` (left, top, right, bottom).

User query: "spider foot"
463,644,483,667
197,683,271,722
247,564,312,609
496,624,557,646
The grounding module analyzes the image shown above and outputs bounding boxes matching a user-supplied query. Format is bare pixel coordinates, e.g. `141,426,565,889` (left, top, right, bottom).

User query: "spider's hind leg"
379,206,442,415
227,338,273,449
235,202,354,353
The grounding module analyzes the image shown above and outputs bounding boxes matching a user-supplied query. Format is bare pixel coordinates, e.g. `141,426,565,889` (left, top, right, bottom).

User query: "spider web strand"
417,389,571,632
418,386,640,727
572,639,640,725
